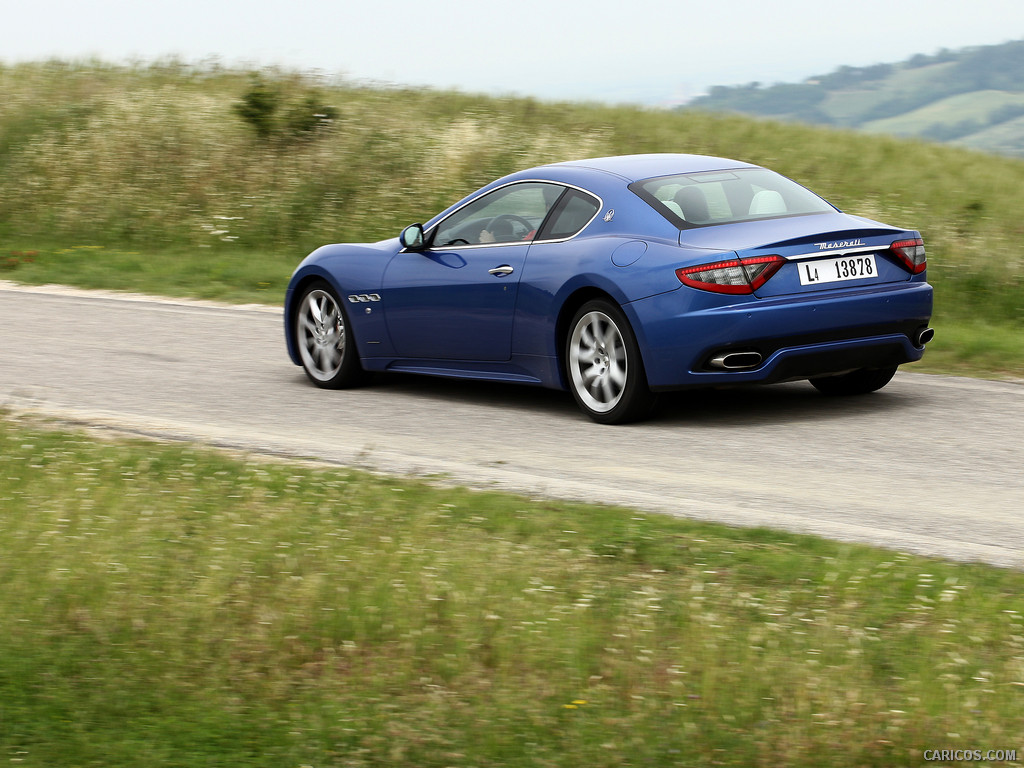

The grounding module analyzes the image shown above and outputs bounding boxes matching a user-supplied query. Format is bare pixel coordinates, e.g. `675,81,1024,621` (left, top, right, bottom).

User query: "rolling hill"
683,39,1024,157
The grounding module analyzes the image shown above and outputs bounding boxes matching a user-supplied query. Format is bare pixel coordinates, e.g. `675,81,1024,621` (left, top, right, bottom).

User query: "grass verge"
2,413,1023,767
914,319,1024,380
0,245,291,305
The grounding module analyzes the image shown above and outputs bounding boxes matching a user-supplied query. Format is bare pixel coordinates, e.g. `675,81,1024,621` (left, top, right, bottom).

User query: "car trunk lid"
678,213,919,298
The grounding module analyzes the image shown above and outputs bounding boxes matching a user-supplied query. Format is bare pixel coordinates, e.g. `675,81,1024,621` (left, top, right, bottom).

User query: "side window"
431,182,564,248
539,189,600,240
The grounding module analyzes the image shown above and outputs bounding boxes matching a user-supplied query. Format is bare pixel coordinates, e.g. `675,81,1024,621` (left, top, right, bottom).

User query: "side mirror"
399,223,425,251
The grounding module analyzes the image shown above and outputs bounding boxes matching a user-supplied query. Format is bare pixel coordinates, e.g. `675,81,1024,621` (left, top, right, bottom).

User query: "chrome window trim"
423,180,604,251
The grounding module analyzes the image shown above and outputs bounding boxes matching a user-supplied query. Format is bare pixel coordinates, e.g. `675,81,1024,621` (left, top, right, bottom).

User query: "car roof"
542,153,760,182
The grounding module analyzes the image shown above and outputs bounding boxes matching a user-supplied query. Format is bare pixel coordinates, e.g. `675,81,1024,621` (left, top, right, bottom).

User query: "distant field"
862,90,1024,136
1,61,1023,377
956,114,1024,156
819,61,958,125
687,40,1024,159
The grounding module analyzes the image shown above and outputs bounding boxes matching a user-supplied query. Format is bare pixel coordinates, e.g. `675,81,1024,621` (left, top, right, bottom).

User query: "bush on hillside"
233,75,339,143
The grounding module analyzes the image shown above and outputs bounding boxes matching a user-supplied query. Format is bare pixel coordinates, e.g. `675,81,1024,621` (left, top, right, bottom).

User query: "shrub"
283,92,338,140
233,76,280,139
233,77,338,143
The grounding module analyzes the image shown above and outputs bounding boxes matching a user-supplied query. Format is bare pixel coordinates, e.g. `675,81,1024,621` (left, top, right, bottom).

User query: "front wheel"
810,365,897,396
295,281,366,388
565,300,655,424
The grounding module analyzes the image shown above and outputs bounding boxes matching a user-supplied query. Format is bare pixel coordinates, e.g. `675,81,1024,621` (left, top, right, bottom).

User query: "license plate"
798,254,878,286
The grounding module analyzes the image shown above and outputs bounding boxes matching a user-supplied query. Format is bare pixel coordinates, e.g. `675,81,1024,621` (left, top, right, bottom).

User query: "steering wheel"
486,214,534,242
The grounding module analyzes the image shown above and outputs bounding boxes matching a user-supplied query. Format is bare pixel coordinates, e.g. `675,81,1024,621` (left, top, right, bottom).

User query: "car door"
381,182,564,361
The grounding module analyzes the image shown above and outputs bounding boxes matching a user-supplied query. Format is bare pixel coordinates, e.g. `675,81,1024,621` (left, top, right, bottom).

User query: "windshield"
630,168,837,229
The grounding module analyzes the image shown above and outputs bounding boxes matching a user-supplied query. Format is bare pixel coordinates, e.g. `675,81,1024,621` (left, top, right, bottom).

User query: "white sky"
4,0,1024,104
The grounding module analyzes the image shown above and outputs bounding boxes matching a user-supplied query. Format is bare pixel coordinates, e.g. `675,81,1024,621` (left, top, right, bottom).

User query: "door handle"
488,265,514,277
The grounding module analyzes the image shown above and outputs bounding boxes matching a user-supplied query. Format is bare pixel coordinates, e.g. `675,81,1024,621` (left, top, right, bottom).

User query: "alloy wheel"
297,289,346,382
569,310,628,414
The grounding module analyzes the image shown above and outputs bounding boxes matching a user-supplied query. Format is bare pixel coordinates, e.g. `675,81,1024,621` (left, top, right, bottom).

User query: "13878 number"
799,254,877,286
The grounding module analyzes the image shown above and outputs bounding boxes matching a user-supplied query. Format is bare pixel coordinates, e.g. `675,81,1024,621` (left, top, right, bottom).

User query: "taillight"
675,255,785,294
891,238,926,274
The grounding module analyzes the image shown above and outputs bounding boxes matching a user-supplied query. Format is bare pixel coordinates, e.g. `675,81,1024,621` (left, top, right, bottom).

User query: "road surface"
3,281,1022,567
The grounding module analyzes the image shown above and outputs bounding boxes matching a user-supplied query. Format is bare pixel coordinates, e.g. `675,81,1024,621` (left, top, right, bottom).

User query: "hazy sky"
5,0,1024,104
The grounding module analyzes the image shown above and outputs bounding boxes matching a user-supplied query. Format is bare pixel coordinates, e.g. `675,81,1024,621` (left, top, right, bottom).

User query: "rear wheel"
566,300,655,424
295,281,366,388
810,365,897,396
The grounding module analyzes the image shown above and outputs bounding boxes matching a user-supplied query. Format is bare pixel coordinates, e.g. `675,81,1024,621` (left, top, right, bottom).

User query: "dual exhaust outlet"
708,351,763,370
707,327,936,371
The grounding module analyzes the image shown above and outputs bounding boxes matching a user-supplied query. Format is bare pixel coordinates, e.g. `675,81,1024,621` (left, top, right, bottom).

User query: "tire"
294,280,366,388
565,299,655,424
809,365,897,396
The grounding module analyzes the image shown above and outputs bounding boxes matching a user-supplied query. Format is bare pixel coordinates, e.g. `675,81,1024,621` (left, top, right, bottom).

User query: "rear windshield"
630,168,836,229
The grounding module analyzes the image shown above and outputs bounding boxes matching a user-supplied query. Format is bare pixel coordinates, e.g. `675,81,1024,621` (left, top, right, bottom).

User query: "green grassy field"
2,62,1023,377
3,413,1024,767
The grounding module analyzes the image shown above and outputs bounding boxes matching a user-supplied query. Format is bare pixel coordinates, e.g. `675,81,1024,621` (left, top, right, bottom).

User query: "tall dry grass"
1,61,1022,326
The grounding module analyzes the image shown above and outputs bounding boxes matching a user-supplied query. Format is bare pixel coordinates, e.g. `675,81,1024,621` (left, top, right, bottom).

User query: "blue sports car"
284,154,933,423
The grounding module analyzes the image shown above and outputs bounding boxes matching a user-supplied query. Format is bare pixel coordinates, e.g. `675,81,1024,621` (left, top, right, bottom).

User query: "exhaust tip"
915,327,935,346
709,351,763,370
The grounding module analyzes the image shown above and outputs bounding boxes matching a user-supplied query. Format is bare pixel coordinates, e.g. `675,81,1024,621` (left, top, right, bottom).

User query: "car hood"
677,212,903,252
304,237,400,262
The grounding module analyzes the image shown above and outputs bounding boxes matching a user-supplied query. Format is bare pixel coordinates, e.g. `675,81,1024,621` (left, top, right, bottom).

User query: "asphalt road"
3,281,1023,567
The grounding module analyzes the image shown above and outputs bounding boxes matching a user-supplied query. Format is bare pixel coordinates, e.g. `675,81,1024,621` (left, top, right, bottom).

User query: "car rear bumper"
629,280,933,390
